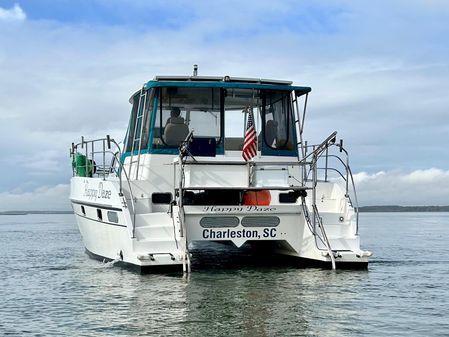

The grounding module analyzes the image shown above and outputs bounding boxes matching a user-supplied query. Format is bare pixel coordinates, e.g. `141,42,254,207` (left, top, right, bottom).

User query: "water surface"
1,213,448,336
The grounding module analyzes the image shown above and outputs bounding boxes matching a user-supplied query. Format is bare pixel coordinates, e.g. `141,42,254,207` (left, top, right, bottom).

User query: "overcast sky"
1,0,448,210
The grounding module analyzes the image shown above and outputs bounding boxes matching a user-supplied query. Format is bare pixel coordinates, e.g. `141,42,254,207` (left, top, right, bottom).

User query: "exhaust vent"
241,216,280,227
200,216,239,228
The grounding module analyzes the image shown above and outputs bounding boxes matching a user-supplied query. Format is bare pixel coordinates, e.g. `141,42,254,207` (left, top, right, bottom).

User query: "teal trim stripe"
144,81,311,93
261,147,297,157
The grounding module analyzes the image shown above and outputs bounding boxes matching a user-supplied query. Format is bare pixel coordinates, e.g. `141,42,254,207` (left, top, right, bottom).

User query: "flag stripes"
242,108,257,161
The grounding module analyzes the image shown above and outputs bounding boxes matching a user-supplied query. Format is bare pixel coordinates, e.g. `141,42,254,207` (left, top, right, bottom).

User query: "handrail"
300,196,336,269
316,167,347,181
71,136,138,238
299,131,337,164
312,204,336,270
299,139,360,236
110,141,137,238
297,131,362,270
346,162,359,234
176,133,195,273
301,196,327,247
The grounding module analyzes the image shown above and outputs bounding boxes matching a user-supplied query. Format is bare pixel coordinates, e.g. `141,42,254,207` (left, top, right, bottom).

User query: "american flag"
242,107,257,161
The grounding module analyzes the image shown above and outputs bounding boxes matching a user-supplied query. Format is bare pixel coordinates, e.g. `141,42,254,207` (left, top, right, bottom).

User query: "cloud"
0,1,449,209
353,169,449,206
0,3,26,22
0,184,70,211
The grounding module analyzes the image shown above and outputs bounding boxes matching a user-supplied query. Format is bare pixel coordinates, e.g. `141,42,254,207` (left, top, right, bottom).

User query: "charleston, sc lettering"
202,228,277,240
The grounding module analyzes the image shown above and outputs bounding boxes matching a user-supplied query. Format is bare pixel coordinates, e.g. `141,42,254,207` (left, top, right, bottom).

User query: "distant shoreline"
1,206,449,215
358,206,449,212
0,211,74,215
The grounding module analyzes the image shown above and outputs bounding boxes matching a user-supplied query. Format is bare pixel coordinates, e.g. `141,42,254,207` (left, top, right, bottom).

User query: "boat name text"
83,182,111,200
202,206,277,213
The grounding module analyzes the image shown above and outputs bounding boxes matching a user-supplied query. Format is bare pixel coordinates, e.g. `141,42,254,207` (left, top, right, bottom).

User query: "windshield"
150,86,296,154
223,88,295,152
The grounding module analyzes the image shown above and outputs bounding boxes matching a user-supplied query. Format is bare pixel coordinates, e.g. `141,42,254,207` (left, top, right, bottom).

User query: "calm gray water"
1,213,448,336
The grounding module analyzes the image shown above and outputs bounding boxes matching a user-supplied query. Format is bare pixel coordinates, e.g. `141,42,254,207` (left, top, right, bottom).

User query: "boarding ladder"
128,87,147,180
300,196,336,270
292,90,337,269
175,134,194,273
311,133,337,270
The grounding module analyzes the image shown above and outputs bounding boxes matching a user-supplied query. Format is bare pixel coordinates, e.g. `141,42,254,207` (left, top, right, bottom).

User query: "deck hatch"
241,216,280,227
200,216,239,228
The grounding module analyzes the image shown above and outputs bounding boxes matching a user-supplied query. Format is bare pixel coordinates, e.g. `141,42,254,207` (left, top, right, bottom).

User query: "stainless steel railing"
299,134,359,235
70,135,137,236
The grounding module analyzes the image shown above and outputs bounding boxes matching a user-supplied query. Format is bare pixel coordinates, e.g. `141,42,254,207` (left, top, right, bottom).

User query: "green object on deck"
72,153,94,177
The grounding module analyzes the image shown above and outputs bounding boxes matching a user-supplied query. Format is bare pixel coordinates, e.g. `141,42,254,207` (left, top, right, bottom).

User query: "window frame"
124,89,154,154
260,91,298,157
156,87,225,148
261,90,292,150
121,85,298,157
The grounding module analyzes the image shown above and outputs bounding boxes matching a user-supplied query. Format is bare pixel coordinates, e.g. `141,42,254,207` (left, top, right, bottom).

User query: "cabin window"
144,85,297,156
224,88,263,152
107,211,119,223
262,91,294,150
125,89,155,153
153,87,222,148
97,209,103,221
223,88,296,153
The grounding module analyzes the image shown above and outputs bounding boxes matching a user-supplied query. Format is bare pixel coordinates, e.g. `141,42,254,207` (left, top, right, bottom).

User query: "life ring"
242,190,271,206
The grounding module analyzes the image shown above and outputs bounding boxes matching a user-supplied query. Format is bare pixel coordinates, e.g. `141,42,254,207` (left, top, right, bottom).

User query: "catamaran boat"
69,67,372,272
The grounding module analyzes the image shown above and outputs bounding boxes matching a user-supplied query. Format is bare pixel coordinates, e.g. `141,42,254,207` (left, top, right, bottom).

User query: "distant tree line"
358,205,449,212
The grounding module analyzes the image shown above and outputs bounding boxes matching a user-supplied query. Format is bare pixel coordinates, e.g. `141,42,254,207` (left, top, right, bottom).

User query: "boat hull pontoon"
69,72,371,272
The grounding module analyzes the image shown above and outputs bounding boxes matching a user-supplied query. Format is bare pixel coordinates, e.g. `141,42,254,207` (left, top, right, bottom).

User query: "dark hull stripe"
75,212,127,228
71,199,123,212
86,247,367,273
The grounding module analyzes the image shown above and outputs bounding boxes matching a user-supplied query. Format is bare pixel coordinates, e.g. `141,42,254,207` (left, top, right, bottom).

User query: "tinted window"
153,87,221,148
263,91,294,150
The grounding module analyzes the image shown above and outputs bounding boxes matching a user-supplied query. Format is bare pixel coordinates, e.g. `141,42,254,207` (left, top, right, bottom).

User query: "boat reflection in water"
71,241,368,336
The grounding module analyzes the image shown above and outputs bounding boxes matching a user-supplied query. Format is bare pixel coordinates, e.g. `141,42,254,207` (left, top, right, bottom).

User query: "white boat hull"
70,177,186,270
68,74,372,272
70,175,369,272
